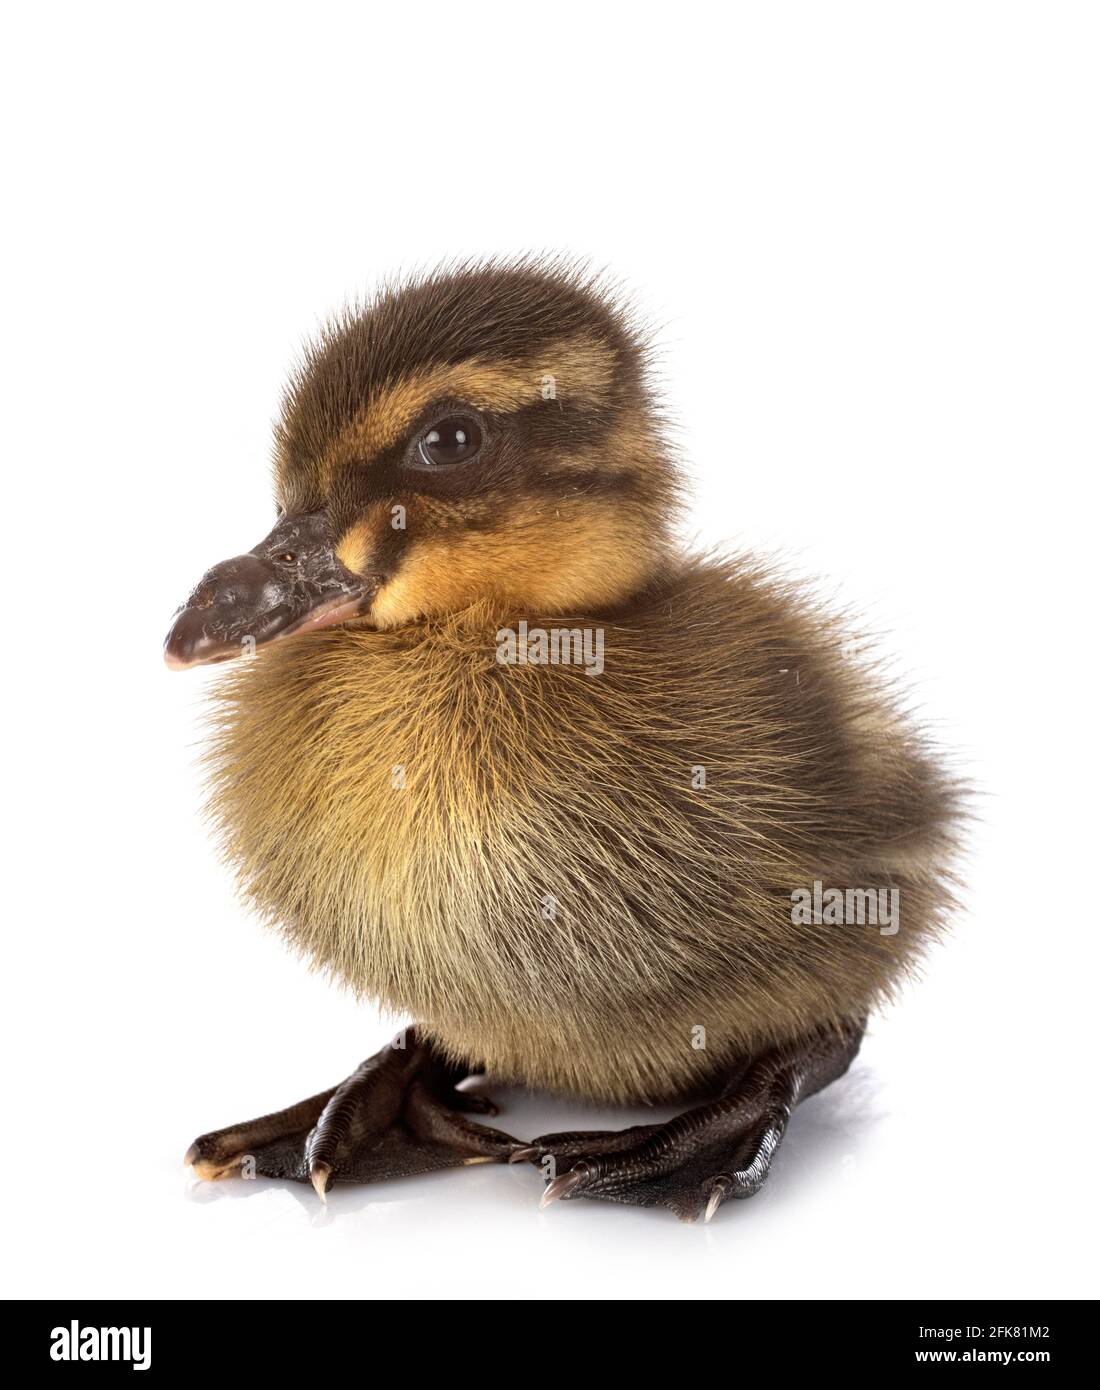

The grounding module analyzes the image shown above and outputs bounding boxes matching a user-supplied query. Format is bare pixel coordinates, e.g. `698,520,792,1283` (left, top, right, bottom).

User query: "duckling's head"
165,259,679,669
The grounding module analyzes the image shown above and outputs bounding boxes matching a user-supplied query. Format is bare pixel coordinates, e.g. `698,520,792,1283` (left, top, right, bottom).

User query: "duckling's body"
209,560,954,1105
172,259,962,1218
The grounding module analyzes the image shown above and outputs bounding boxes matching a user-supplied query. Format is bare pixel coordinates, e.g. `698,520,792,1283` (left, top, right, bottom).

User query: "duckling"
167,259,963,1221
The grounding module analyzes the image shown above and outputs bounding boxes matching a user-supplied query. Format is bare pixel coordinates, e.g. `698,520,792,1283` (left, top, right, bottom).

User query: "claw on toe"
185,1141,245,1182
704,1176,734,1224
508,1144,540,1165
539,1166,587,1210
310,1160,332,1203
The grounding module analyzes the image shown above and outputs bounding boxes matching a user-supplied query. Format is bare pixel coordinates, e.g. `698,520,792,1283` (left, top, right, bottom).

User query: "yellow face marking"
369,497,663,627
335,517,376,575
319,335,619,480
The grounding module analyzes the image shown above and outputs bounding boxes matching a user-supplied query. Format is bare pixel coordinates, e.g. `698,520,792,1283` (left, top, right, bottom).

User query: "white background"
2,2,1096,1300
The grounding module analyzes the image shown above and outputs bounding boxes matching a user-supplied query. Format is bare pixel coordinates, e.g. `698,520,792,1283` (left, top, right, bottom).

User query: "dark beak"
164,511,372,670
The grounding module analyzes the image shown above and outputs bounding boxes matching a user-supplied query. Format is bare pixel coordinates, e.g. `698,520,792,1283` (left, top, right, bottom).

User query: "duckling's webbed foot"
184,1029,519,1198
515,1020,864,1222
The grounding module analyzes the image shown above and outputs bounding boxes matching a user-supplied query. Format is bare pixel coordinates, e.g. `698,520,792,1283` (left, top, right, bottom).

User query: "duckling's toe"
184,1028,520,1197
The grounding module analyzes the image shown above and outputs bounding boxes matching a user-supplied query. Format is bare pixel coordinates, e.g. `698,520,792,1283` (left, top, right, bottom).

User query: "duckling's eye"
416,416,483,468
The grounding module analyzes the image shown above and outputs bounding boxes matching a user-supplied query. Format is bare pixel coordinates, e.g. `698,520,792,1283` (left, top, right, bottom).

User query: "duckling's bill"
164,510,374,670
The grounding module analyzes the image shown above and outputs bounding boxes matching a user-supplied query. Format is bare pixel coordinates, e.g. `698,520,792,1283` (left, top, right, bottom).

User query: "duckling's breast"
205,565,961,1103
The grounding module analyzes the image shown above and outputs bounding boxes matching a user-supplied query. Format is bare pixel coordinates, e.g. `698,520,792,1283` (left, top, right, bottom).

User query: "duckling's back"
206,552,963,1104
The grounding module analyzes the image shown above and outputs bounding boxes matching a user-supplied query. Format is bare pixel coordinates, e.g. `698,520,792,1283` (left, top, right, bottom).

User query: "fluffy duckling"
168,259,963,1221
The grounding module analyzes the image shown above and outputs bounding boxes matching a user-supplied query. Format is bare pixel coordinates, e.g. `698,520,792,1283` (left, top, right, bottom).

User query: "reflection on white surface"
164,1064,884,1298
